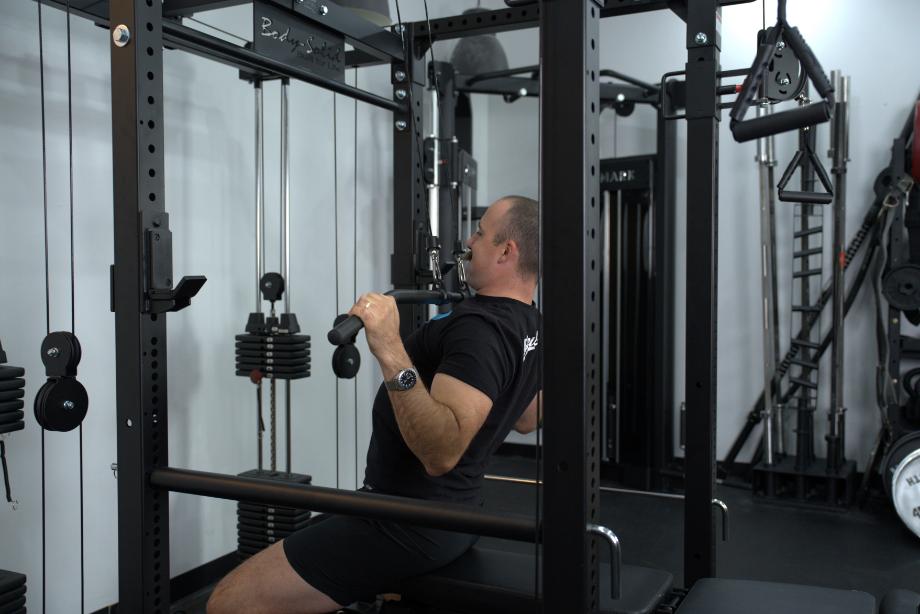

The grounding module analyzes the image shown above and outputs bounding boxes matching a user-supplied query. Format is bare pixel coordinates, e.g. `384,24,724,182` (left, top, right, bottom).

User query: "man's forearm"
376,344,463,475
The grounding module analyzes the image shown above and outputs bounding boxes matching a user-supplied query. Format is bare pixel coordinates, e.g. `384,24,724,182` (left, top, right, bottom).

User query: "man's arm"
350,293,493,476
514,391,542,434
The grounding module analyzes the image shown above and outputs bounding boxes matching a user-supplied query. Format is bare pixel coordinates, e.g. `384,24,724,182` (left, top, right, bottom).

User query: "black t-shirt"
364,294,542,504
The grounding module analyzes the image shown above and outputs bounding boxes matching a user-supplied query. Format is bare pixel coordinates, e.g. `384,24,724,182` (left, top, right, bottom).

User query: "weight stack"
235,325,311,381
0,569,27,614
0,355,26,435
236,469,313,561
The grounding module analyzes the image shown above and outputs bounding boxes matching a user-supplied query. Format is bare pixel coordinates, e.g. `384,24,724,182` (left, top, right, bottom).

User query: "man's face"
464,200,509,291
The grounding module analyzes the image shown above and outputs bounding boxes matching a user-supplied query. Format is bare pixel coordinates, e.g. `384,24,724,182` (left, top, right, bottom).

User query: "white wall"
0,2,393,611
472,0,920,468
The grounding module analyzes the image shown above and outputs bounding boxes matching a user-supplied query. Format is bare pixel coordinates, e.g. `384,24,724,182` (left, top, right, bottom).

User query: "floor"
171,453,920,612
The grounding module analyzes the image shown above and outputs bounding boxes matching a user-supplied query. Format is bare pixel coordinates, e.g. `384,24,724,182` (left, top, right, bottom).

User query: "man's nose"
465,235,474,248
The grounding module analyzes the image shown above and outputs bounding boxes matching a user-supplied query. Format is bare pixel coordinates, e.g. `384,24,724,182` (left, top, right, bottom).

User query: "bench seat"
398,545,673,614
675,578,876,614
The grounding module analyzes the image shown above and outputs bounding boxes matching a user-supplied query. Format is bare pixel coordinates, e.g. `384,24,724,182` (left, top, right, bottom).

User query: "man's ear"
500,240,518,262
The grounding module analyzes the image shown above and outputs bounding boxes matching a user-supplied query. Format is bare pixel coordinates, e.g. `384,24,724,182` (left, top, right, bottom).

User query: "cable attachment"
34,331,87,432
427,235,444,287
144,213,207,313
729,0,834,142
776,135,835,204
454,246,471,292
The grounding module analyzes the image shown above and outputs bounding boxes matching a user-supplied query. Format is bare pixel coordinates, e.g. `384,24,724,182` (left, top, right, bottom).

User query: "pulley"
330,314,361,380
33,331,88,432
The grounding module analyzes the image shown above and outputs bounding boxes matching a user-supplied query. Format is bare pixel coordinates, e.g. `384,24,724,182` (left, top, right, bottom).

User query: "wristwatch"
385,367,419,391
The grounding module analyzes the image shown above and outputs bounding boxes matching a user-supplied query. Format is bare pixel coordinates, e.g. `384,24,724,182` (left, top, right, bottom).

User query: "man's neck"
475,281,537,305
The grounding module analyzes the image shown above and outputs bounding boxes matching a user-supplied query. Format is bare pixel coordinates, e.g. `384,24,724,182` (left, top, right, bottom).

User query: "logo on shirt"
523,332,539,363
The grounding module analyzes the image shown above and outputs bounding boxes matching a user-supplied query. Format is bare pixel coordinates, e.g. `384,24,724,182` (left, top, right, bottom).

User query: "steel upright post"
280,78,293,473
540,1,601,611
683,0,721,585
110,1,171,610
255,80,265,470
756,102,778,466
391,26,428,336
827,71,850,472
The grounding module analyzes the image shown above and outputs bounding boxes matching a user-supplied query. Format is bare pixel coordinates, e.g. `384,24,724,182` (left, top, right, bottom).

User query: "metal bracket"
587,523,622,599
144,213,206,314
712,498,729,541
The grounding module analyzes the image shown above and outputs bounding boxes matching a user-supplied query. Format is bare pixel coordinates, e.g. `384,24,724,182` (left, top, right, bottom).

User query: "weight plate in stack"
0,365,26,436
0,569,26,614
234,333,311,380
236,469,312,561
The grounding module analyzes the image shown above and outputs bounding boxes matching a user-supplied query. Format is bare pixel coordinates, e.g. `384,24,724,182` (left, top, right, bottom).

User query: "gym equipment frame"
35,0,750,612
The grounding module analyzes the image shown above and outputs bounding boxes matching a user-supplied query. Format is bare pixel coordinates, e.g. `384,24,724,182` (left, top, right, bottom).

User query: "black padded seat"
676,578,876,614
398,546,673,614
880,589,920,614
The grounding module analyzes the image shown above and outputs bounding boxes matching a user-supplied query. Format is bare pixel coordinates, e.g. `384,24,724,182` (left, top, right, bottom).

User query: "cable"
63,2,85,609
36,3,49,610
353,68,359,489
334,89,340,489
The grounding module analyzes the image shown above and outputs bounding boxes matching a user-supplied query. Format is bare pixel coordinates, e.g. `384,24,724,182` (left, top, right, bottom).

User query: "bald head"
492,195,539,279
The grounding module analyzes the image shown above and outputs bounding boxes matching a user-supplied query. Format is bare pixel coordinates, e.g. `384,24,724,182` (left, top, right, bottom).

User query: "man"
208,195,542,614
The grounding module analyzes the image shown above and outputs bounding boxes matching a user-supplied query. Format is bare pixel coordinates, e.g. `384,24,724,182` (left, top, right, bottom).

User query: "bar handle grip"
327,289,465,345
782,25,834,101
778,190,833,205
731,102,831,142
328,316,364,346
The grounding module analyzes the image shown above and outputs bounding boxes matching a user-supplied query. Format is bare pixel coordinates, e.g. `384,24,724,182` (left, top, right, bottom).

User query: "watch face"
398,369,417,390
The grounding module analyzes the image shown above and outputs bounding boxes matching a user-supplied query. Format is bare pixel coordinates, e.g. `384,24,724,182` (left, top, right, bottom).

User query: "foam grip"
729,37,776,125
731,102,831,142
327,315,364,346
782,26,834,102
778,190,833,205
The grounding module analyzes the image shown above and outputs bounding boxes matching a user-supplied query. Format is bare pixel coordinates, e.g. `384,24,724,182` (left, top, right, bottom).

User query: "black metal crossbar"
151,467,539,542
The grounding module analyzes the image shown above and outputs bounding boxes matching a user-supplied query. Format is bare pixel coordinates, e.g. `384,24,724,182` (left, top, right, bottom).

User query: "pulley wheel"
34,378,88,432
40,331,82,375
883,265,920,312
332,345,361,379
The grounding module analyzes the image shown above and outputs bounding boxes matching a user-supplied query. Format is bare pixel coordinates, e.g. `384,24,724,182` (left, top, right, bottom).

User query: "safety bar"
587,524,622,600
327,289,465,345
729,4,834,143
151,467,538,542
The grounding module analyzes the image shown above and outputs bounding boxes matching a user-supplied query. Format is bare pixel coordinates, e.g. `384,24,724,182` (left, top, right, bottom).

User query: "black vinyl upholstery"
398,546,673,614
880,589,920,614
676,578,876,614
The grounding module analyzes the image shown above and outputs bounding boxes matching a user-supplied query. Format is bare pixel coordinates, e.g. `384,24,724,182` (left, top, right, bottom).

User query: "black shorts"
283,511,478,606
